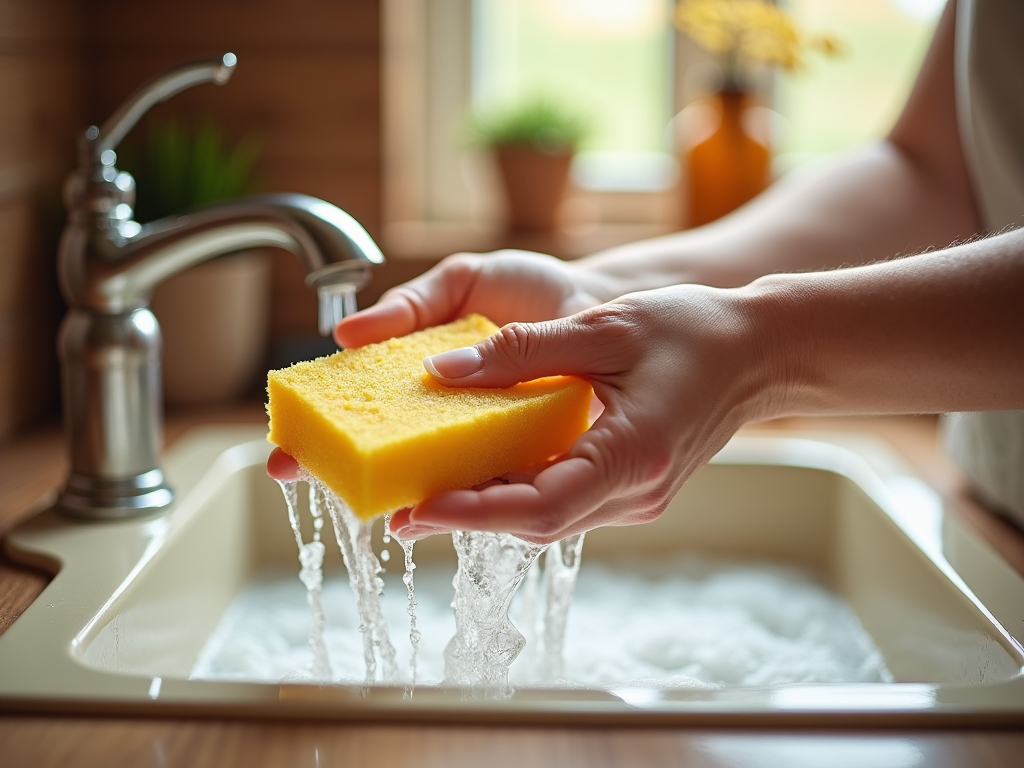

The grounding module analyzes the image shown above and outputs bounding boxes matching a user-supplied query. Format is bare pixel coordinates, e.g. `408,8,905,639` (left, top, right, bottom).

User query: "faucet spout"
62,192,383,324
54,55,385,520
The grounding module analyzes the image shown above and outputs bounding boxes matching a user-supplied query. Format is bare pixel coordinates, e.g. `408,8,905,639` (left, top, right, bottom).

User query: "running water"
442,531,547,693
400,534,420,689
273,474,584,691
277,479,331,678
386,515,421,691
317,480,399,684
542,533,585,680
514,533,586,684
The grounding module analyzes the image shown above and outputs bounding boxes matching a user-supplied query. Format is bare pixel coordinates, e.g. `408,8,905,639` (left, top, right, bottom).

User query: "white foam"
191,553,892,688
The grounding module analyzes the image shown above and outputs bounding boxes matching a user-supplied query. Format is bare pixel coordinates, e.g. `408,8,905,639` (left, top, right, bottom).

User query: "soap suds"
190,554,892,688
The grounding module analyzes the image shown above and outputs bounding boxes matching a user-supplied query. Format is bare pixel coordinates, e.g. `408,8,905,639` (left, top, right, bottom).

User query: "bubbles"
216,472,892,694
193,554,892,688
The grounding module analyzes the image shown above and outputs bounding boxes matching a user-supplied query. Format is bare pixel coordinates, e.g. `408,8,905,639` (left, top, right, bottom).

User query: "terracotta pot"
150,250,271,405
683,88,770,228
493,145,574,232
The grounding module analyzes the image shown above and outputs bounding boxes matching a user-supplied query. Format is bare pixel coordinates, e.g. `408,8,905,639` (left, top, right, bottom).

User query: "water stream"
277,476,580,693
442,531,547,692
277,479,330,679
317,480,399,685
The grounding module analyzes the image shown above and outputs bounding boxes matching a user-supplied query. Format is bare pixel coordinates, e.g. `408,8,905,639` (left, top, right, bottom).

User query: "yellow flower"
675,0,841,73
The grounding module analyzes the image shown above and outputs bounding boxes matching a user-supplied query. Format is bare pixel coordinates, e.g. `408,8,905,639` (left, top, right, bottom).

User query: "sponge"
267,314,592,520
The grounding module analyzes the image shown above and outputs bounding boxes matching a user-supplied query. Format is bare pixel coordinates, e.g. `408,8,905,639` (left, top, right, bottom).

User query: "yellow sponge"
267,314,592,520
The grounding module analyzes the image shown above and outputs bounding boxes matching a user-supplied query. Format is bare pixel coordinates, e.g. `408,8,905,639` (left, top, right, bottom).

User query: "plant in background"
117,119,268,406
469,97,590,155
468,97,592,232
675,0,841,84
119,118,262,224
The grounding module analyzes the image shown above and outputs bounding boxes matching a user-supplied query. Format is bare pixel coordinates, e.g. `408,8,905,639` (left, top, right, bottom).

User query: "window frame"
382,0,709,239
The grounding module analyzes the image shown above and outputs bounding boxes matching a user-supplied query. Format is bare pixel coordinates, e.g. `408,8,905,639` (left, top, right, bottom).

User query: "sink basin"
1,426,1023,725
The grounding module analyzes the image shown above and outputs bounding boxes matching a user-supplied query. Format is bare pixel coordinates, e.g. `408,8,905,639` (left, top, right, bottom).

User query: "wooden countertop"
1,407,1022,765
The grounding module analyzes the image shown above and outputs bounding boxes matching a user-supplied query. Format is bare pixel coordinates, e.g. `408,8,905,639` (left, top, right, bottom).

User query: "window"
774,0,942,174
473,0,676,192
384,0,944,238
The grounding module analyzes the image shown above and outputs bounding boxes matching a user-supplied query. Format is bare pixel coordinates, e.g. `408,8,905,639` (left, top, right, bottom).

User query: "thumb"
422,317,603,387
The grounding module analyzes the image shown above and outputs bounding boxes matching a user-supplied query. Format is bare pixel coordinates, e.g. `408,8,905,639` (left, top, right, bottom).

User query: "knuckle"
492,321,536,366
630,500,669,526
527,512,567,540
571,303,645,361
442,252,482,274
576,302,635,335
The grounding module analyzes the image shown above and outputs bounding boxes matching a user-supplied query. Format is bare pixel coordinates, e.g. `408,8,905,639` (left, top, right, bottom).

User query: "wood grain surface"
1,719,1023,768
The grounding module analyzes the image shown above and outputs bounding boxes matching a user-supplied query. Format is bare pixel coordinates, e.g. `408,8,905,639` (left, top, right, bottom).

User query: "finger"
334,255,481,348
408,454,613,538
514,496,668,544
421,309,629,388
334,300,416,349
388,507,451,541
266,447,302,481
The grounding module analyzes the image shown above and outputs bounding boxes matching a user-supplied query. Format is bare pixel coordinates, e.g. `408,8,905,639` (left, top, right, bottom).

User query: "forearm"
577,141,978,295
744,227,1024,418
575,0,979,299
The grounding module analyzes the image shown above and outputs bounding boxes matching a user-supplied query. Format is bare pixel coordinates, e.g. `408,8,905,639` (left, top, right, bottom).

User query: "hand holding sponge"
267,314,592,520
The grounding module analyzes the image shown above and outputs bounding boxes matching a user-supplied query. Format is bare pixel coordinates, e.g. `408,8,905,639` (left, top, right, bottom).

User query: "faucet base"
57,469,174,520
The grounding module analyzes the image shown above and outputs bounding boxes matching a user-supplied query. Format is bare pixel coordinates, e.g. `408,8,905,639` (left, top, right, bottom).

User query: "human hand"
332,249,616,349
267,249,614,485
267,249,613,481
389,283,778,544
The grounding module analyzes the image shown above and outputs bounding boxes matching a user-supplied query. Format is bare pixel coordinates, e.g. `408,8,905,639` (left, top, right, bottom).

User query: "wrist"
731,274,817,421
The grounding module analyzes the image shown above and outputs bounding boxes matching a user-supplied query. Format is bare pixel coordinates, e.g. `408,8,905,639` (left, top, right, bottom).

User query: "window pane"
472,0,674,190
774,0,942,173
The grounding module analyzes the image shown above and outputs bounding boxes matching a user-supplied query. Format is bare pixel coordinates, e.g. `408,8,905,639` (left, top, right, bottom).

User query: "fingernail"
395,524,448,541
423,347,483,379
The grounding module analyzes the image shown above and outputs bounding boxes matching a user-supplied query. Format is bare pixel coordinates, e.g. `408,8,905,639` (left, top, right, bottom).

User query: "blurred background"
0,0,942,443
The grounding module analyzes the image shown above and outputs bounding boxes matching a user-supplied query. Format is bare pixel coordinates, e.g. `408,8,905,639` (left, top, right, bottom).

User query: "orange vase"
684,88,770,228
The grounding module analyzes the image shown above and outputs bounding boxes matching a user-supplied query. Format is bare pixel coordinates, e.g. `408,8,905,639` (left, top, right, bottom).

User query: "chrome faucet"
56,53,384,520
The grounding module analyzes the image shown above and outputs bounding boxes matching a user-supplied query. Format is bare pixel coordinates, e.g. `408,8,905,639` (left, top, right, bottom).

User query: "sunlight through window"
472,0,676,191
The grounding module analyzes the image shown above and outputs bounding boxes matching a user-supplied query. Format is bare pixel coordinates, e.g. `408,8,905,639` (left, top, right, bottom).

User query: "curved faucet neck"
59,193,382,315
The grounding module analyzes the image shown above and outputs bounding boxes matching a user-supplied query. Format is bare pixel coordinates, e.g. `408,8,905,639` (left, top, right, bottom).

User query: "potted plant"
470,98,589,232
119,119,268,405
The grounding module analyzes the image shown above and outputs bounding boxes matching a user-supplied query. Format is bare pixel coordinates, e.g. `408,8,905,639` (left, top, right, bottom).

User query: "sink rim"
2,425,1023,726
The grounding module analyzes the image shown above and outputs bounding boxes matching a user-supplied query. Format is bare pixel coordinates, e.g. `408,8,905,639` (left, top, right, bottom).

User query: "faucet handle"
90,53,237,158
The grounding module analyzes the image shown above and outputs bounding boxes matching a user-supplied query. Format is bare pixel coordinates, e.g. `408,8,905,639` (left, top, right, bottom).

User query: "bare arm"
391,226,1024,542
754,228,1024,416
576,0,981,294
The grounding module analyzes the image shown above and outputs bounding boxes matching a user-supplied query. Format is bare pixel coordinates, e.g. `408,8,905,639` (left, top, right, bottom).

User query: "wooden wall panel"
0,0,384,441
85,0,379,51
0,0,80,46
0,54,81,176
85,0,384,341
0,0,83,444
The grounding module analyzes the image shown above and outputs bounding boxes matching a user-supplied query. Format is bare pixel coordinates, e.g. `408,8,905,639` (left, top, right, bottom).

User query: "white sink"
1,426,1022,725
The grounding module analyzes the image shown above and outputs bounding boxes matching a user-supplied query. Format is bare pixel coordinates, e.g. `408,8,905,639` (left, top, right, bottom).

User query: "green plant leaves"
468,97,591,153
119,118,262,224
